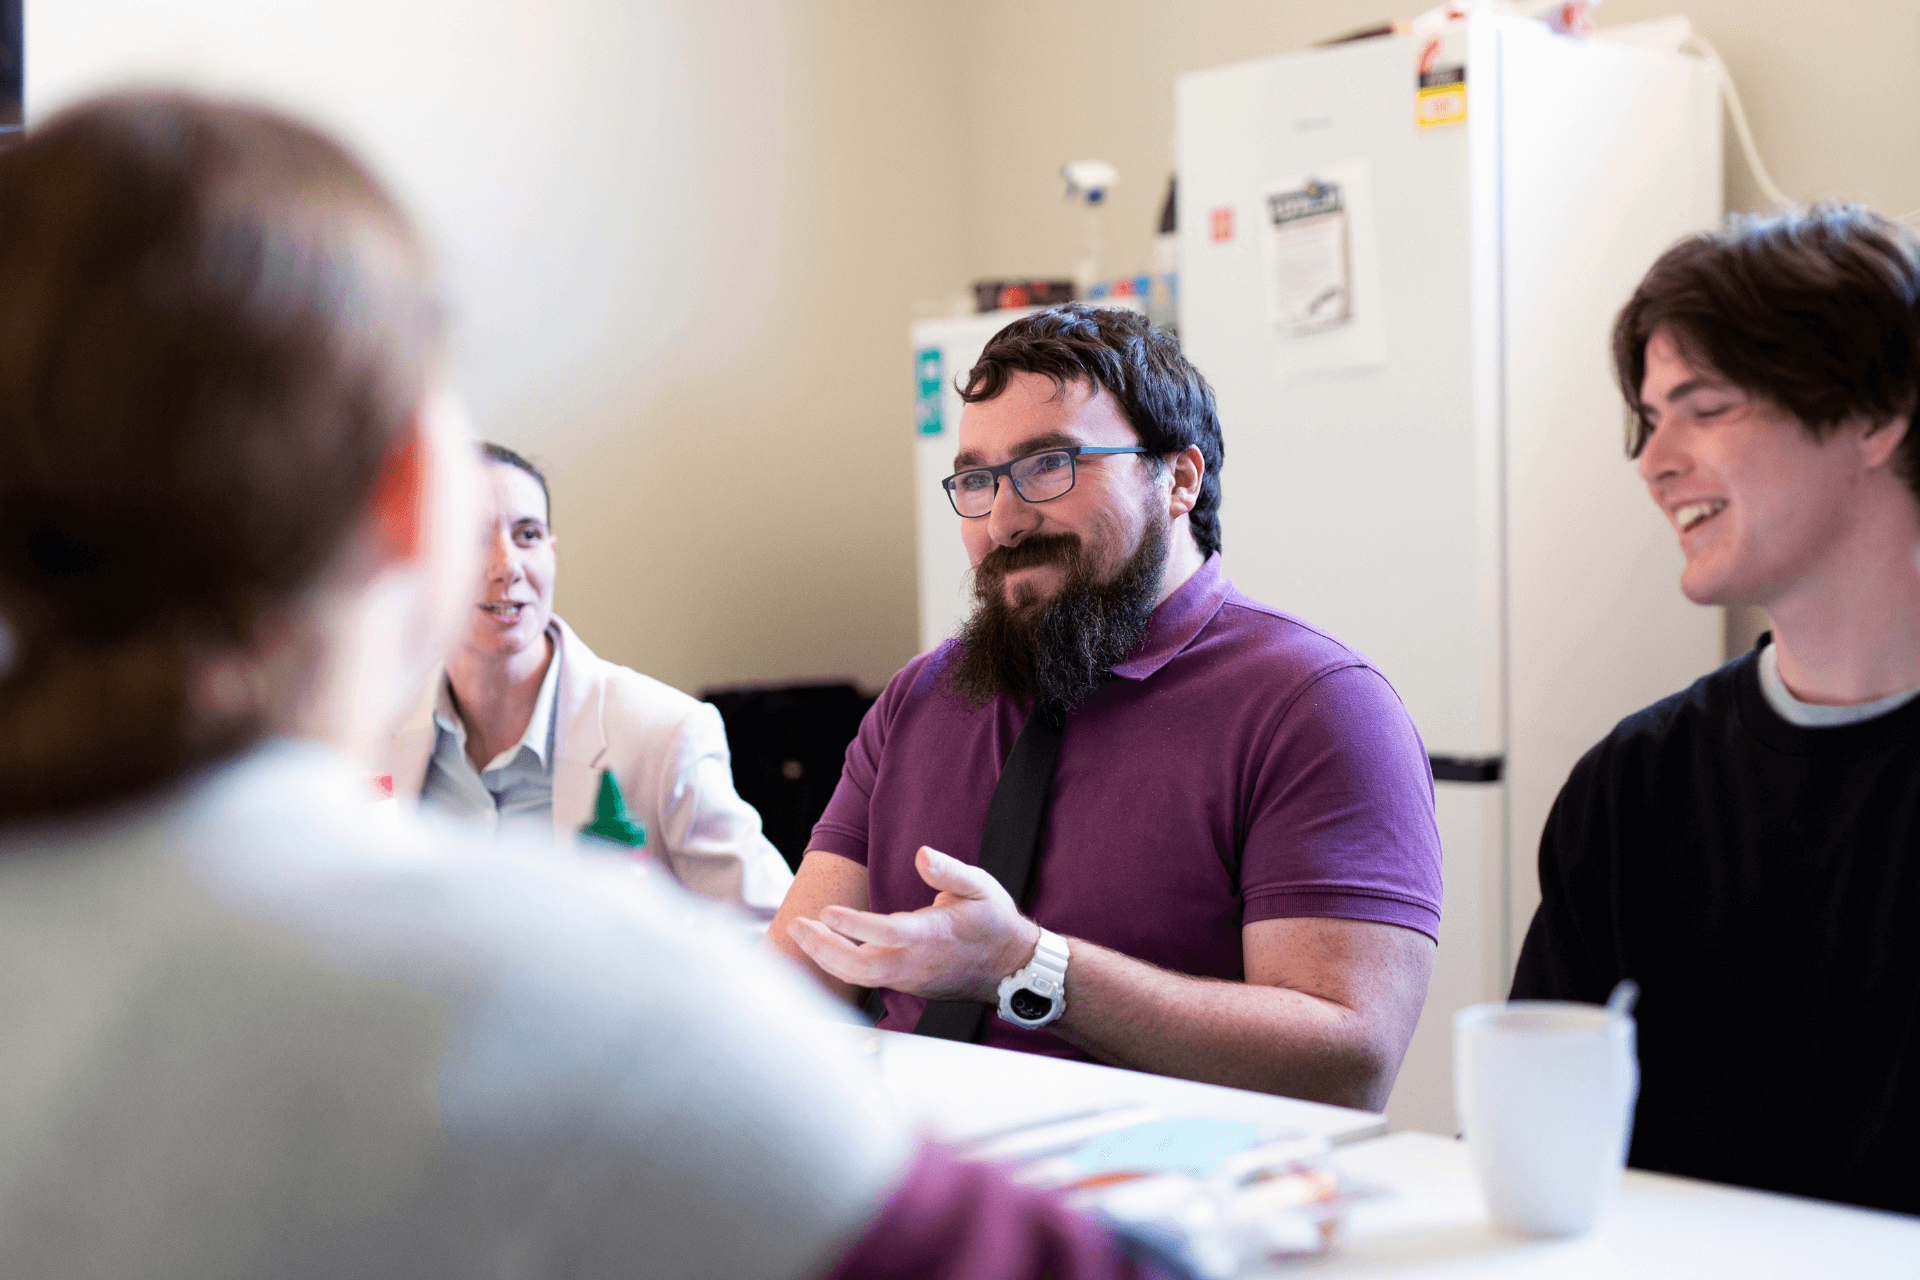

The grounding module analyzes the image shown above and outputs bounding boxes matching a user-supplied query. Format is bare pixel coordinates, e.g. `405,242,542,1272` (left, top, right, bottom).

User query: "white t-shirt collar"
1757,641,1920,728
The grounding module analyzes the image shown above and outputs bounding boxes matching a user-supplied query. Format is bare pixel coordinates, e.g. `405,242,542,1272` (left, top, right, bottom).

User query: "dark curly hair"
959,304,1225,558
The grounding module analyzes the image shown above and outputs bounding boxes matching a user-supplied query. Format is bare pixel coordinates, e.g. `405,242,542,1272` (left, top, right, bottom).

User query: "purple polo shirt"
810,554,1443,1060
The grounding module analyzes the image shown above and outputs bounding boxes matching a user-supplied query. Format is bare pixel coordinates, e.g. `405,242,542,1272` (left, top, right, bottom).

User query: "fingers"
914,845,1000,899
787,916,893,987
819,903,949,947
785,847,1028,1003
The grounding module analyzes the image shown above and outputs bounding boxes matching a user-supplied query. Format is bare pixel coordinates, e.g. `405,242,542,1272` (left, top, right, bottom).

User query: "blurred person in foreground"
0,92,1175,1280
769,305,1442,1111
380,441,793,921
1511,205,1920,1215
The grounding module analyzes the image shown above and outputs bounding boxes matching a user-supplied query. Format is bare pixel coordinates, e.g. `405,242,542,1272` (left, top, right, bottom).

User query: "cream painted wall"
949,0,1920,297
28,0,963,695
24,3,1920,690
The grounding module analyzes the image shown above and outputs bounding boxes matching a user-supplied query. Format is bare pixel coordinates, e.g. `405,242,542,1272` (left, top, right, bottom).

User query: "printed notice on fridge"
1266,180,1351,334
1263,160,1386,380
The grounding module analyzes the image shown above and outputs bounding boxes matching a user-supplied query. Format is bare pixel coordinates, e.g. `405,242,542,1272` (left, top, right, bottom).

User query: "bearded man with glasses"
767,305,1442,1109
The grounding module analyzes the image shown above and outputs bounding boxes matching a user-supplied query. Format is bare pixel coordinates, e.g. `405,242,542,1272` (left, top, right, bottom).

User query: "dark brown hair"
0,91,443,819
1614,204,1920,505
482,441,550,525
960,304,1225,558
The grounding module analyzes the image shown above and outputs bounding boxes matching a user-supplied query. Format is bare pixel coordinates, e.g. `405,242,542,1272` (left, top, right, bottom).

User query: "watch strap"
998,928,1070,1029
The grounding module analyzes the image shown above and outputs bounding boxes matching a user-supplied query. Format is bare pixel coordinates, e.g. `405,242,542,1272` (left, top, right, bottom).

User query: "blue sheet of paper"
1068,1119,1263,1178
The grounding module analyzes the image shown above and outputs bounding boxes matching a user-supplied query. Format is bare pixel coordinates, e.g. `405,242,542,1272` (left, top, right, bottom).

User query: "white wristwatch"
997,928,1070,1030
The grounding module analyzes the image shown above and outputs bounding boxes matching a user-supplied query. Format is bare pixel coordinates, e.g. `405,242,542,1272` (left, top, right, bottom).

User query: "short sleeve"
1510,741,1621,1002
1239,664,1443,941
808,664,916,867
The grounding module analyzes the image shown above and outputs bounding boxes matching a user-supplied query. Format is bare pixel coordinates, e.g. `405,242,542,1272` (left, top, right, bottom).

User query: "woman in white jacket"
384,445,793,921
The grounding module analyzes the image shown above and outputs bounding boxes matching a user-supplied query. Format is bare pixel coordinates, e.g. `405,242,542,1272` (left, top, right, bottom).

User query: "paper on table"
962,1104,1163,1163
1070,1118,1265,1178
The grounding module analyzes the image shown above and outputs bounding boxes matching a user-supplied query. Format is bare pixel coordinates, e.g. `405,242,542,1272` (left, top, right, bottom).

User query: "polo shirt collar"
1109,552,1230,682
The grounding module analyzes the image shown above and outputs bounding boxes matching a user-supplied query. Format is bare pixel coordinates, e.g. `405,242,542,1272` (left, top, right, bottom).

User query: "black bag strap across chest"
890,702,1068,1043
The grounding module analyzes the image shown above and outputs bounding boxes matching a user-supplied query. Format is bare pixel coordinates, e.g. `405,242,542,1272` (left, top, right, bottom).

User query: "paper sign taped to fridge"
1265,180,1351,334
1263,160,1387,380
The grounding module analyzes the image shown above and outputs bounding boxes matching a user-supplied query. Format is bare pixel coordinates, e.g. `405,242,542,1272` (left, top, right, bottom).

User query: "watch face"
1010,988,1054,1022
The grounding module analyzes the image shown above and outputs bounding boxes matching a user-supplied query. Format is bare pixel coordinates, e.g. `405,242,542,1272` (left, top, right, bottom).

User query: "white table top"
820,1027,1918,1276
1287,1132,1920,1279
836,1027,1387,1148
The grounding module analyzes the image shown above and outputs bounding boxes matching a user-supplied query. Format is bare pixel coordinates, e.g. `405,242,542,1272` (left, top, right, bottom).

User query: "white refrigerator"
1176,14,1723,1132
910,308,1039,655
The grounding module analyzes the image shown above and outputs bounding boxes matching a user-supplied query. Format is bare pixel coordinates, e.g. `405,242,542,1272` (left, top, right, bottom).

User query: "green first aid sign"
915,347,944,436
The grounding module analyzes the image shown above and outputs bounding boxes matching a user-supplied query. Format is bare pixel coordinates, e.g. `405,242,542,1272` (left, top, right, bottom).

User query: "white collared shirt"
421,630,563,841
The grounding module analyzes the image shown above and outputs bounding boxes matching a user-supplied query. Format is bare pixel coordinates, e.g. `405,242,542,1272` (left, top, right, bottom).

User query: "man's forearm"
784,847,1430,1110
1049,939,1397,1111
765,849,871,1004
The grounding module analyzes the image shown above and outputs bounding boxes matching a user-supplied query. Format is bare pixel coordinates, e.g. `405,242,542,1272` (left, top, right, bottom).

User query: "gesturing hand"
787,845,1042,1004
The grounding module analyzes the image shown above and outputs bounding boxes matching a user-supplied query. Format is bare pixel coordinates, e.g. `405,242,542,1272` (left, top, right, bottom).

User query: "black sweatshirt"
1511,646,1920,1216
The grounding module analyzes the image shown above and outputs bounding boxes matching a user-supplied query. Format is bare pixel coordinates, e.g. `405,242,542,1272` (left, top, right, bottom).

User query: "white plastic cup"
1453,1000,1639,1237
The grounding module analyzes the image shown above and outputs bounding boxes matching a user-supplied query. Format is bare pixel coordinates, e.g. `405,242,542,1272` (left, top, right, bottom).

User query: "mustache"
946,516,1168,713
977,534,1085,578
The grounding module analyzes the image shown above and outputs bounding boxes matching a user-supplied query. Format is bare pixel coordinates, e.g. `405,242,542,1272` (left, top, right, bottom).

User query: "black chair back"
701,682,875,871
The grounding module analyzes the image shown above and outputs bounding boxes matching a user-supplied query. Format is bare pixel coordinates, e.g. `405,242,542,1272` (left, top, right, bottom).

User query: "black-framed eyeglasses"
941,446,1150,518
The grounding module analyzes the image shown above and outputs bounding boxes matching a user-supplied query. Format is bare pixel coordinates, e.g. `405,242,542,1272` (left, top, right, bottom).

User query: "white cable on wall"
1682,32,1792,209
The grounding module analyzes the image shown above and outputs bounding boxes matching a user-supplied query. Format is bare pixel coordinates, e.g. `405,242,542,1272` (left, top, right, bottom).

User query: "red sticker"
1209,206,1235,243
1417,36,1441,75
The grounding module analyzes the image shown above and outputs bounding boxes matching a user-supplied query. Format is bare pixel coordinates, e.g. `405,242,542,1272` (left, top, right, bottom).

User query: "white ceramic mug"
1453,1000,1639,1237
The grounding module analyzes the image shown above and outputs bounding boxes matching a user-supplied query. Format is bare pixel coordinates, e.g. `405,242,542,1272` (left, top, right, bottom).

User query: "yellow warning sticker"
1417,82,1466,128
1417,64,1466,130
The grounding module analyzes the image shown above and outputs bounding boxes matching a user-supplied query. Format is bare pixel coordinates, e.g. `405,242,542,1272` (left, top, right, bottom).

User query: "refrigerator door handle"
1429,754,1504,783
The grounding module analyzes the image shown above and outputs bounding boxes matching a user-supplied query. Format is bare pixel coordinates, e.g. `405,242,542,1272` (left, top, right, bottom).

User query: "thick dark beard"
945,515,1170,713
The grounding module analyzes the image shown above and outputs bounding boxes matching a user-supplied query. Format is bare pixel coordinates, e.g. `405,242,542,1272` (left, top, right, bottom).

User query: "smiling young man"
1509,205,1920,1215
384,443,793,919
767,305,1442,1110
